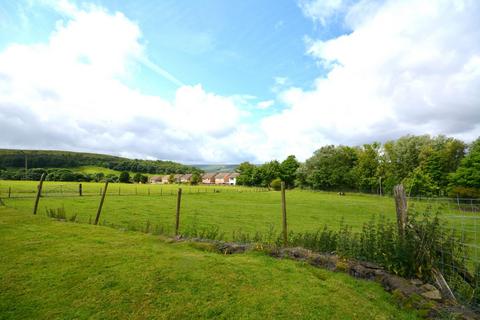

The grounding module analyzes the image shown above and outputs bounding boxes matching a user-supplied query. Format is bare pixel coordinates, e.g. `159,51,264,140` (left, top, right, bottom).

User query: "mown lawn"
0,207,420,319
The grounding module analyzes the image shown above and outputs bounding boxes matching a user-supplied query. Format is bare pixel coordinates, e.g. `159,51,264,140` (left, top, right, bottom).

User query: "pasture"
0,207,420,319
1,180,478,248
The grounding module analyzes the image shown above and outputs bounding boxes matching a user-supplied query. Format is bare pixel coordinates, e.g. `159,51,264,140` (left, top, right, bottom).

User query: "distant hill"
193,164,238,173
0,149,199,174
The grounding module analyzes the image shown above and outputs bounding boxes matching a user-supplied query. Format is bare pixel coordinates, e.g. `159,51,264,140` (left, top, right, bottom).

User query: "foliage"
190,172,201,185
237,157,297,188
449,138,480,197
119,171,130,183
301,145,357,190
140,174,148,184
280,155,300,189
0,149,199,175
270,178,282,191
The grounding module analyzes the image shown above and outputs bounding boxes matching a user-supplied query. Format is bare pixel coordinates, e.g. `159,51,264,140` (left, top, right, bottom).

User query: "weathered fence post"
8,187,11,198
175,188,182,236
148,188,150,196
393,184,408,237
79,183,82,197
281,181,288,246
94,182,109,225
33,173,46,215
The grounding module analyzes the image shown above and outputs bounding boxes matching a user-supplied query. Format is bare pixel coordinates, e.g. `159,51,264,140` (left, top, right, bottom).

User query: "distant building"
180,174,193,183
173,174,183,183
227,173,240,185
214,173,230,185
150,175,162,184
161,175,170,184
202,173,217,184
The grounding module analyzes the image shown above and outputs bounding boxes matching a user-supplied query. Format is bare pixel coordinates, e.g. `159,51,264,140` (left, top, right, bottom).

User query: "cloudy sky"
0,0,479,163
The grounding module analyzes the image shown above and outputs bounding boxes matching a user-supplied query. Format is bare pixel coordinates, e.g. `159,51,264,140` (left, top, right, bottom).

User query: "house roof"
228,173,240,178
181,174,193,179
150,175,162,181
202,173,217,179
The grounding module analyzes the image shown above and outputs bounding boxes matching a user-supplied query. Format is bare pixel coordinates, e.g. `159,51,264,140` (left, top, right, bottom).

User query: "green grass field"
0,180,396,235
2,180,480,272
0,207,420,319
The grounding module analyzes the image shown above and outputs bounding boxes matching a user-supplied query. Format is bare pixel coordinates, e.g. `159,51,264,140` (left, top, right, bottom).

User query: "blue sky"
0,0,479,163
1,0,323,107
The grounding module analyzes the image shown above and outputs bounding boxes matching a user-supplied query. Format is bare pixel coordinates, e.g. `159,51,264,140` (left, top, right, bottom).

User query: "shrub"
271,178,282,191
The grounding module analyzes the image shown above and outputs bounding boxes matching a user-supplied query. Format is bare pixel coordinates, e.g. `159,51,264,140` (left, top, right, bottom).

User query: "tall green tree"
352,143,380,193
280,155,300,188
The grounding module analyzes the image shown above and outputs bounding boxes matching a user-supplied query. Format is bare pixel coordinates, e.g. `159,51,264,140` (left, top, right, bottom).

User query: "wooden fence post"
281,181,288,246
8,187,11,198
79,183,82,197
94,182,109,225
393,184,408,238
33,173,46,215
175,188,182,236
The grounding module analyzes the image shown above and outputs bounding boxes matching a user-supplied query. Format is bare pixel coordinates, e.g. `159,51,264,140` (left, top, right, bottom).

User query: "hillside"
193,164,239,173
0,149,198,175
0,207,419,319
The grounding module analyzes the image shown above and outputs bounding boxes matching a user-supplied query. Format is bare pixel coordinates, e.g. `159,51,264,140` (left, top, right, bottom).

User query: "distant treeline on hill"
0,149,200,176
235,135,480,198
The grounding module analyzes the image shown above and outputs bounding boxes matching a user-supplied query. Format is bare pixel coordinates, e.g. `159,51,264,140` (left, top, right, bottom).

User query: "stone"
420,283,437,292
421,289,442,301
410,279,423,286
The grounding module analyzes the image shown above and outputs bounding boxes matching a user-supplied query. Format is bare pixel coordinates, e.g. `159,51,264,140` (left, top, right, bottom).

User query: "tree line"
236,135,480,197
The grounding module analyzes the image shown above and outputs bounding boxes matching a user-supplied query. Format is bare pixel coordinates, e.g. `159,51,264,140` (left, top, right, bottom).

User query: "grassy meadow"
1,180,478,249
0,207,421,319
1,180,396,236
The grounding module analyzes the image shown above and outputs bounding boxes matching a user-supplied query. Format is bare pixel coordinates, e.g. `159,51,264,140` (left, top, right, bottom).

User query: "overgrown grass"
0,207,420,319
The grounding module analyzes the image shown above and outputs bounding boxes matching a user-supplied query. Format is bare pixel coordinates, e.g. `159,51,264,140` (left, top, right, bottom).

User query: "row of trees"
236,135,480,197
0,168,151,184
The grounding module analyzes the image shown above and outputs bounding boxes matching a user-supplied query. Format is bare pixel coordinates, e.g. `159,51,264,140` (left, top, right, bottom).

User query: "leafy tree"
280,155,300,189
133,173,142,183
94,172,105,182
140,174,148,184
236,162,257,186
119,171,130,183
168,174,175,184
190,172,201,185
303,145,357,190
403,167,439,196
449,138,480,196
352,143,380,193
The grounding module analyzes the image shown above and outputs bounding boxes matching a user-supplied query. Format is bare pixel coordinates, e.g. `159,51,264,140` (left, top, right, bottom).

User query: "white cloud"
257,100,274,110
0,2,250,163
298,0,346,26
259,0,480,160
